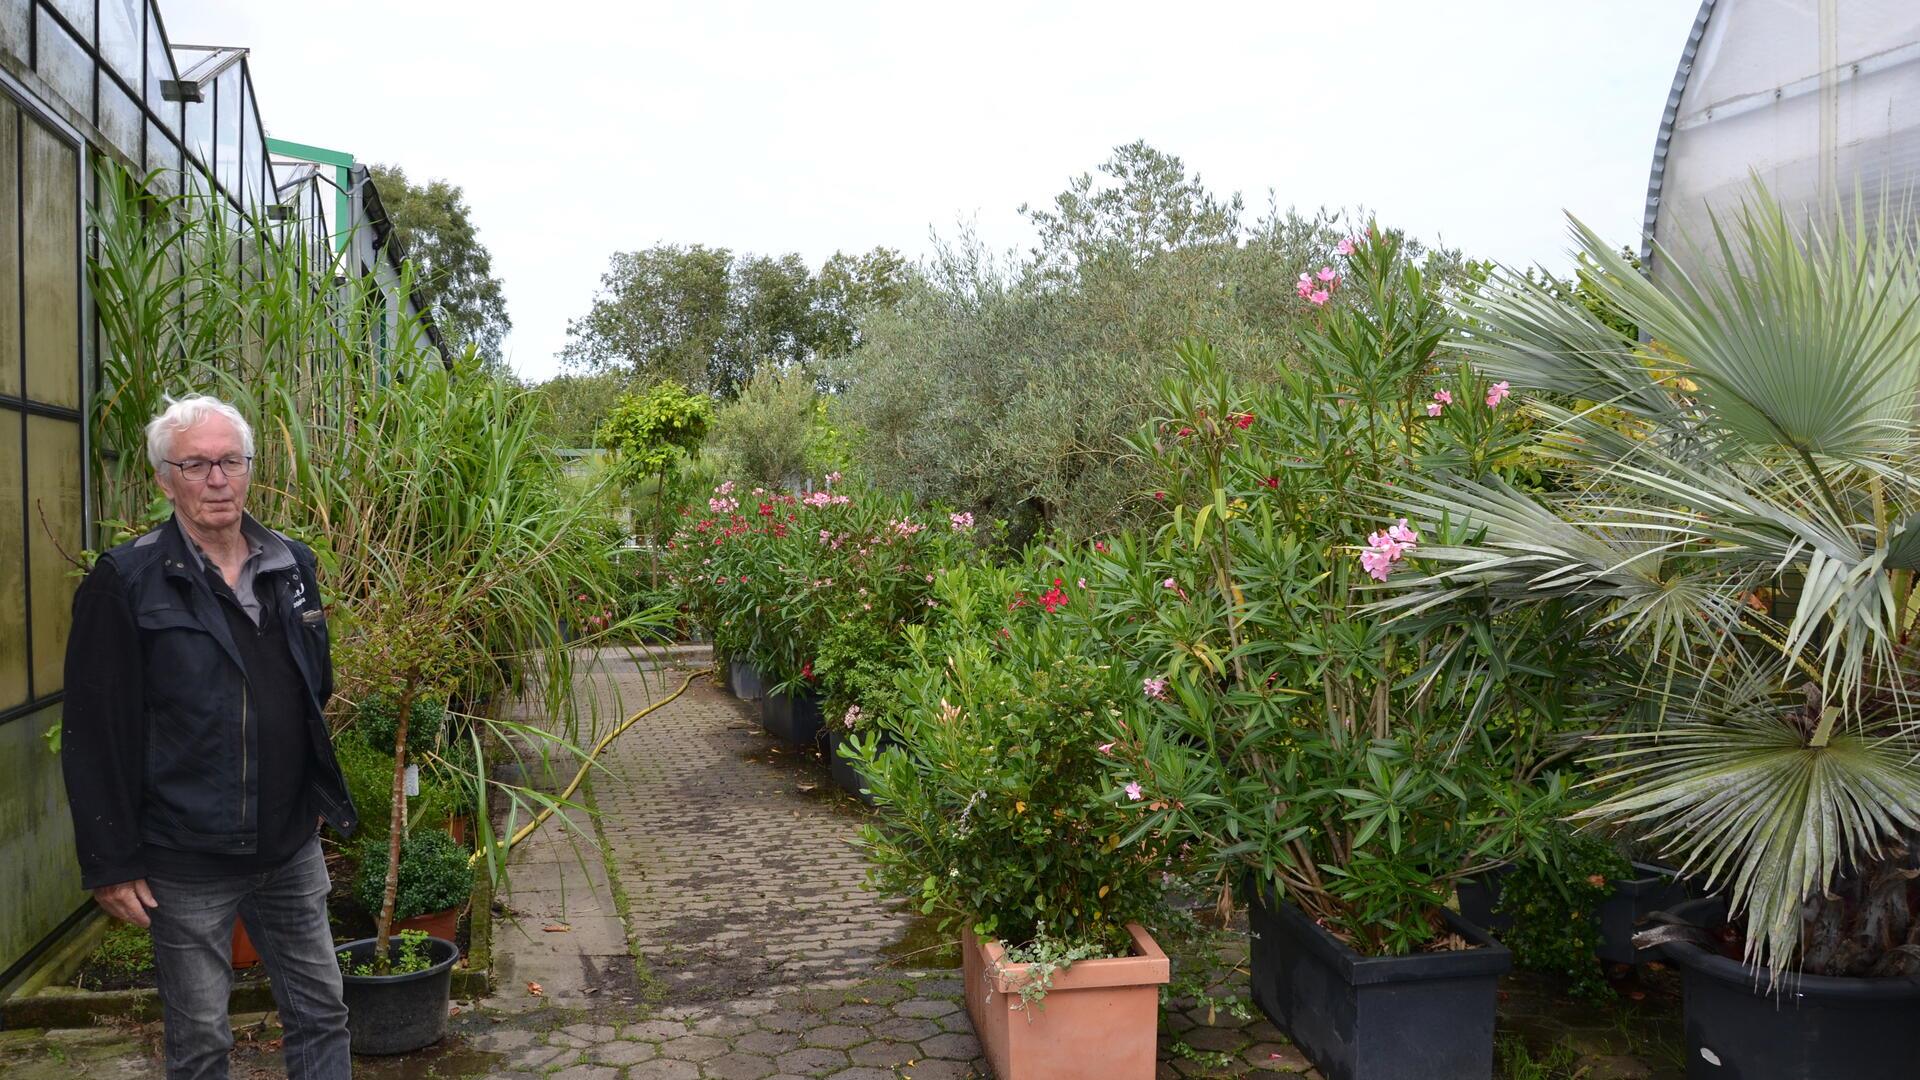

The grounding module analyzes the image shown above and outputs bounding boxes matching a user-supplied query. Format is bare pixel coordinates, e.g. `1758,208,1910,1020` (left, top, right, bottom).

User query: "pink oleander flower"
1143,677,1168,701
1296,272,1314,299
1161,578,1178,590
1077,578,1087,590
1098,742,1115,755
1125,782,1144,802
949,511,974,531
716,480,736,496
1426,402,1444,417
926,573,936,583
825,471,843,485
1388,519,1418,546
1486,381,1511,408
1336,236,1358,256
1360,548,1396,582
843,704,862,730
1309,289,1330,306
1433,389,1453,405
1317,266,1337,282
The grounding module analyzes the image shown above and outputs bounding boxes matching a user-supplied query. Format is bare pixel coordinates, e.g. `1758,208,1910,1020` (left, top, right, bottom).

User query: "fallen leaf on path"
543,922,572,933
526,981,544,996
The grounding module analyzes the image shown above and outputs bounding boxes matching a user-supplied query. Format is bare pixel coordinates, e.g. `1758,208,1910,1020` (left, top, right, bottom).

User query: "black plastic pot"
1594,862,1687,965
337,935,459,1055
1453,864,1516,934
1654,899,1920,1080
728,658,763,701
759,690,823,747
824,725,875,805
1248,890,1511,1080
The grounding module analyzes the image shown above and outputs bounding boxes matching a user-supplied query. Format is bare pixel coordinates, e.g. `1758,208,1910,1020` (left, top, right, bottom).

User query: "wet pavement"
0,646,1683,1078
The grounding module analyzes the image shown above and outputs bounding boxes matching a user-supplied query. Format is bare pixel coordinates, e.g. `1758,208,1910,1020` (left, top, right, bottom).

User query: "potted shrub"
356,829,472,945
850,556,1179,1080
1095,233,1606,1080
1394,190,1920,1079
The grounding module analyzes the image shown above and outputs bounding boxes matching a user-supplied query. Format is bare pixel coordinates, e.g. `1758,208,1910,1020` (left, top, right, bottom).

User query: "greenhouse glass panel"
1649,0,1920,276
0,1,26,57
33,10,92,117
99,0,142,83
0,410,24,711
97,78,143,163
25,414,82,697
145,121,180,197
184,82,212,169
21,120,78,411
145,6,181,136
0,102,15,401
215,64,241,199
46,0,93,41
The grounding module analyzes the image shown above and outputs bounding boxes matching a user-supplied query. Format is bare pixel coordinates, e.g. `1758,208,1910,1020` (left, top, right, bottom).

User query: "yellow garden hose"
474,666,712,865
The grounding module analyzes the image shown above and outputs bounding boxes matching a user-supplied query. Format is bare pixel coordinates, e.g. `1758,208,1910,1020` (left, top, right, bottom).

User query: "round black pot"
824,725,875,805
1659,905,1920,1080
759,690,823,747
1248,889,1510,1080
728,658,763,701
338,935,459,1055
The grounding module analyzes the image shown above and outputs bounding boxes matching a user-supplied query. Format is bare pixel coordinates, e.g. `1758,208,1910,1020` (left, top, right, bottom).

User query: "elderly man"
62,395,357,1080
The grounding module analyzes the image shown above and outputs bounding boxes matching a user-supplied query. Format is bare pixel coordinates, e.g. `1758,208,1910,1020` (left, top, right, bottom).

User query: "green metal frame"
263,137,353,253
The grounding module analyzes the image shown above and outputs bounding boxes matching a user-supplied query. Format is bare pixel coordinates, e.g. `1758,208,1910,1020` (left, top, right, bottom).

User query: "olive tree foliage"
529,369,635,448
838,141,1470,540
706,368,819,488
368,164,512,367
560,244,909,398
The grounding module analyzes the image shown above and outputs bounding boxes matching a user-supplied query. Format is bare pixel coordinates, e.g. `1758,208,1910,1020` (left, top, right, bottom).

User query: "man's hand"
93,880,159,927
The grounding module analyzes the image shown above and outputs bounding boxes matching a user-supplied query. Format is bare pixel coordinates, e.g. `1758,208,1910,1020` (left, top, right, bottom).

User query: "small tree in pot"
849,551,1184,1080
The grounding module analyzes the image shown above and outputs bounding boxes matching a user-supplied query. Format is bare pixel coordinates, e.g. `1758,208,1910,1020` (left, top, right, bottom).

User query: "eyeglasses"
164,455,253,481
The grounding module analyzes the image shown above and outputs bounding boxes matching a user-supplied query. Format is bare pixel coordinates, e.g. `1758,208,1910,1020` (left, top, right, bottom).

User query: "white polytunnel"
1643,0,1920,277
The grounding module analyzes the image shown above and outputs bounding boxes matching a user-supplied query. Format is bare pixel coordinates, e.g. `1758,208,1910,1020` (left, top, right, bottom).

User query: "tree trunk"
373,682,418,972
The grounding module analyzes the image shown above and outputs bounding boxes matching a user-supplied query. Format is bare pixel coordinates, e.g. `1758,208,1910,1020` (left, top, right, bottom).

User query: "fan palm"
1381,186,1920,982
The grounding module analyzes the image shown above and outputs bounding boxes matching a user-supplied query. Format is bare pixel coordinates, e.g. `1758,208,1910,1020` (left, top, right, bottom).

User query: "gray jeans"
146,836,350,1080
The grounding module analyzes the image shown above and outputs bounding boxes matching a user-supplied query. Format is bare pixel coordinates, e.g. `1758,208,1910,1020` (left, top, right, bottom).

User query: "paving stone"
822,1069,897,1080
847,1039,918,1067
625,1019,692,1042
918,1031,982,1060
658,1033,729,1061
802,1024,870,1049
776,1045,851,1073
898,1061,981,1080
550,1064,620,1080
1181,1024,1251,1052
507,1043,579,1070
702,1050,778,1080
1245,1041,1312,1072
871,1016,941,1042
733,1028,804,1055
691,1012,760,1036
827,1003,893,1024
588,1039,659,1066
893,998,960,1018
624,1060,701,1080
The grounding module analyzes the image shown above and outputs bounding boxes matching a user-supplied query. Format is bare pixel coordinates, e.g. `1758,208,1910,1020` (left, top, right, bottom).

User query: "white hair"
145,394,255,472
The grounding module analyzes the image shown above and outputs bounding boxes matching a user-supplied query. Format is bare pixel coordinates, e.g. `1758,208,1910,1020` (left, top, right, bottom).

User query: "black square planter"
1595,863,1687,965
1248,890,1510,1080
728,658,763,701
759,690,823,747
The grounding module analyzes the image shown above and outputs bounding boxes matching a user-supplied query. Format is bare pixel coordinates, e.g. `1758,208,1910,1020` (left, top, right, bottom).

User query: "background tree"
706,368,818,487
528,369,636,447
837,142,1475,541
596,380,713,546
368,164,512,366
560,244,909,397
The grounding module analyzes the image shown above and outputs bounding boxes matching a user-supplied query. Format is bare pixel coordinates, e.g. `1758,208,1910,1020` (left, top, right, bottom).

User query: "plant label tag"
404,764,420,797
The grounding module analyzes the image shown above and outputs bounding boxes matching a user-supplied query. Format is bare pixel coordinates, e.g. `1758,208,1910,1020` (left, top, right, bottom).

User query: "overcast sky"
159,1,1703,382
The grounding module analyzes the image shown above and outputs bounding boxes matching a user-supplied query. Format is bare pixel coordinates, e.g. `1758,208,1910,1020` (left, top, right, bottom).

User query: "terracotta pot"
392,905,463,946
961,922,1169,1080
230,917,261,969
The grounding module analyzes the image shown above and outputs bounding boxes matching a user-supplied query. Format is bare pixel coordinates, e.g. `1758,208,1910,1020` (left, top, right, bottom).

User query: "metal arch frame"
1641,0,1720,273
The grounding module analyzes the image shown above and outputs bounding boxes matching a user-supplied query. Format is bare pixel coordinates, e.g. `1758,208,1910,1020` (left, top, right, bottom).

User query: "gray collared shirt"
176,515,297,625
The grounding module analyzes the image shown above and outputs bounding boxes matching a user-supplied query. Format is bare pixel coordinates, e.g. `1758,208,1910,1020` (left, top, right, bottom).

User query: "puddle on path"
880,913,962,970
